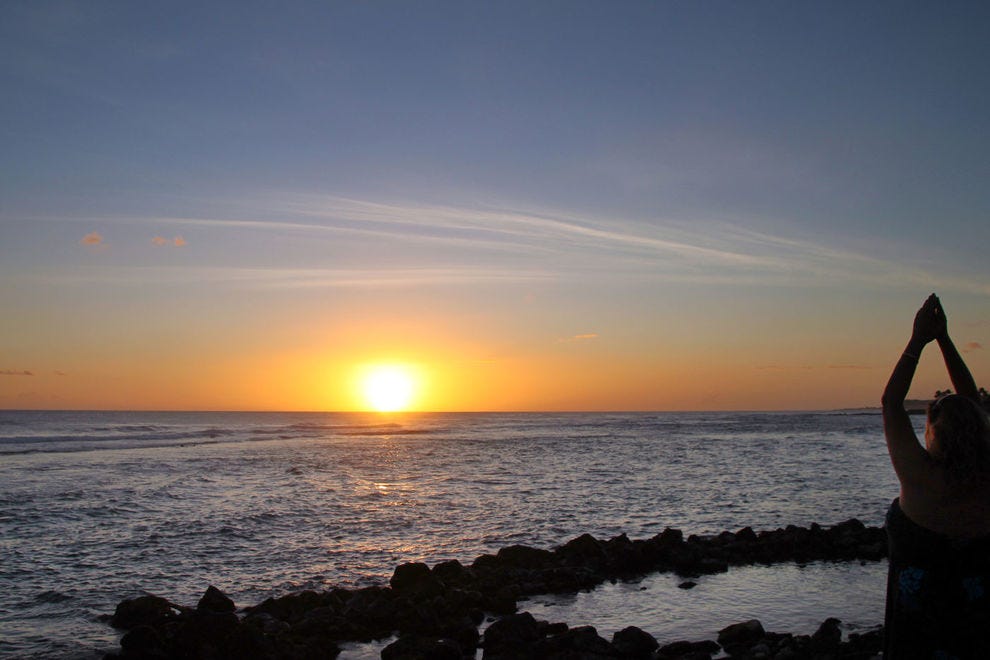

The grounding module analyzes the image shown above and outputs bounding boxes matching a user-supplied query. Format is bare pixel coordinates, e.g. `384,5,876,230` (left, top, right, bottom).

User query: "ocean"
0,410,904,658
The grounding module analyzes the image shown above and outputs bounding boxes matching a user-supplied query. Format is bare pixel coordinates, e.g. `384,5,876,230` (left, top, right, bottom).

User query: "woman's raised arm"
932,296,980,403
881,295,939,486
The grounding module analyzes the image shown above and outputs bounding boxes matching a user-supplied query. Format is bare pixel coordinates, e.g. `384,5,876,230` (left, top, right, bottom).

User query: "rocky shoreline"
105,518,887,659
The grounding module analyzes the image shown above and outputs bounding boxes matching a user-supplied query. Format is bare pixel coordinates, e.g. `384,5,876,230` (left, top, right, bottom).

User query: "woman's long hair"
927,394,990,486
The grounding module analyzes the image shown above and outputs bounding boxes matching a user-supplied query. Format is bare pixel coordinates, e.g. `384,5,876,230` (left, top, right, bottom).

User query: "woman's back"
901,475,990,538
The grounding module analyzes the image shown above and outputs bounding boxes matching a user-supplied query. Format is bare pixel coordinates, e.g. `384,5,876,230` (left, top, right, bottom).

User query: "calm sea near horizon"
0,410,904,658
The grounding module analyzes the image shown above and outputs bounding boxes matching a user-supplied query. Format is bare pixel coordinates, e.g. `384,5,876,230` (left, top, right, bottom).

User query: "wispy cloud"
963,341,983,353
51,266,555,289
559,333,600,343
80,231,103,246
1,370,33,376
45,195,990,295
152,236,187,247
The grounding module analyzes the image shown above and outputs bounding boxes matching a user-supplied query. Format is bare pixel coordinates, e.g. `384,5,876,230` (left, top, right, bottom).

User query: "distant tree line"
934,387,990,410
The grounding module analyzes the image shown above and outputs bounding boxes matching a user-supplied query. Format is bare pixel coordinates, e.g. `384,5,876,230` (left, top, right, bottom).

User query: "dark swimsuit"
885,498,990,659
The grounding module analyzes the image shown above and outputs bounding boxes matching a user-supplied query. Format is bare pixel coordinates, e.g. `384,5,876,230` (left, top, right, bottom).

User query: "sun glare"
361,366,416,412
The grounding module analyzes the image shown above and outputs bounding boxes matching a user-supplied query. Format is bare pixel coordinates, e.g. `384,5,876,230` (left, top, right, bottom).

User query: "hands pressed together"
912,293,948,345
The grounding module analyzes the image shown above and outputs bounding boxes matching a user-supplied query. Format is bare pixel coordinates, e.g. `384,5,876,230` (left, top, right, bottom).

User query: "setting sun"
360,365,417,412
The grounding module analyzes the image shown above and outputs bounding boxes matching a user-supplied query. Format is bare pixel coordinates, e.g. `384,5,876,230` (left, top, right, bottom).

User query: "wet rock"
432,559,470,586
197,585,236,613
118,624,166,656
381,635,463,660
611,625,659,657
811,617,841,650
717,619,766,649
534,624,616,657
390,562,443,599
497,544,555,569
246,589,337,624
656,639,720,659
110,594,178,630
482,612,540,657
556,533,606,566
242,611,291,636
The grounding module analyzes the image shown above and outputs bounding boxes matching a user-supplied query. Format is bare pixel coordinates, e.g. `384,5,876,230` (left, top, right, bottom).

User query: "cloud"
560,333,600,343
152,236,187,247
1,370,33,376
963,342,983,353
80,231,103,246
826,364,874,370
53,370,67,376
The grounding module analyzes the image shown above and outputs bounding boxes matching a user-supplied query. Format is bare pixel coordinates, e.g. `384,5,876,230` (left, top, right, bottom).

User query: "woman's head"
926,394,990,485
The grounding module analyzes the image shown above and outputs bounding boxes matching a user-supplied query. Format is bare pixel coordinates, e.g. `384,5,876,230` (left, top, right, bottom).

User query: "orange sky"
2,4,990,411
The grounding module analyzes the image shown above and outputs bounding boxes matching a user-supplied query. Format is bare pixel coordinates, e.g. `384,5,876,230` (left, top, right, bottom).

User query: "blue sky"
2,1,989,410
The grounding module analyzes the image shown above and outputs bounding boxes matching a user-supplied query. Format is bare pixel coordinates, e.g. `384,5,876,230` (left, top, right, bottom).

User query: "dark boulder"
197,585,236,613
482,612,541,656
534,625,617,657
611,625,659,657
110,594,178,630
717,619,765,649
381,635,463,660
497,544,555,569
657,639,720,659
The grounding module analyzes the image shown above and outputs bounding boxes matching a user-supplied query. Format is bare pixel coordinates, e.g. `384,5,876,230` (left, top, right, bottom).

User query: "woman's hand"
912,293,946,344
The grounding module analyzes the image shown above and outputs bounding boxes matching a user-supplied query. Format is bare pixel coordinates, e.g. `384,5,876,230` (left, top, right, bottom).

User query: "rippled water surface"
0,411,902,658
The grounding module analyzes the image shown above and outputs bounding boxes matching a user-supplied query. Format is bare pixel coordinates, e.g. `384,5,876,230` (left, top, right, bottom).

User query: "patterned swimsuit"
884,498,990,659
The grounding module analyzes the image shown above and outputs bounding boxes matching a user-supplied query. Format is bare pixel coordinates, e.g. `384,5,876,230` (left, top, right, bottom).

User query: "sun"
360,365,416,412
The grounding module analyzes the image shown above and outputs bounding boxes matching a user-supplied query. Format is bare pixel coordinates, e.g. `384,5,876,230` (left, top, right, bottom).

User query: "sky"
2,1,989,412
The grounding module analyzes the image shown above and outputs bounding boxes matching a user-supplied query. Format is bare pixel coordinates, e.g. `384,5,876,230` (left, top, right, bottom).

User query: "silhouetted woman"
882,294,990,658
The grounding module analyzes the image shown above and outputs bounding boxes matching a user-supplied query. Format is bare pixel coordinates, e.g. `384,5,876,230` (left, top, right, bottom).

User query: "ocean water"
0,410,904,658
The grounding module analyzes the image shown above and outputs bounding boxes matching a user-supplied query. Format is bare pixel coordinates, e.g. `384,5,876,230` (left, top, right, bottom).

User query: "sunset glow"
360,366,417,413
1,4,989,412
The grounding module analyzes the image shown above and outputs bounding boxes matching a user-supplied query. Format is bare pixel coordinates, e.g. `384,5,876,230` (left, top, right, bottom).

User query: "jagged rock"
811,617,841,649
534,624,616,657
197,585,236,613
717,619,766,648
497,544,555,569
388,562,433,591
432,559,470,585
482,612,540,656
110,594,178,630
657,639,720,659
118,624,165,656
611,625,659,657
381,635,463,660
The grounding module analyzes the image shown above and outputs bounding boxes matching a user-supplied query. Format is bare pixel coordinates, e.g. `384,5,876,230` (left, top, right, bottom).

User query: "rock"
611,625,659,657
657,639,720,659
497,544,555,569
246,589,333,624
535,625,616,657
811,617,841,649
242,611,291,636
717,619,765,648
482,612,540,656
432,559,470,585
678,581,697,589
110,594,177,630
557,533,606,565
197,585,236,613
390,563,433,591
119,624,166,656
382,635,463,660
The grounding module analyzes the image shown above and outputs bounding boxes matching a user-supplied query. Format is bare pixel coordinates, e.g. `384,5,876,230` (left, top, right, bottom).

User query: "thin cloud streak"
37,196,990,295
48,266,557,289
